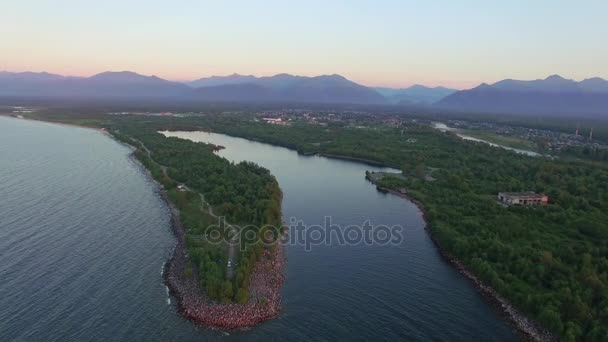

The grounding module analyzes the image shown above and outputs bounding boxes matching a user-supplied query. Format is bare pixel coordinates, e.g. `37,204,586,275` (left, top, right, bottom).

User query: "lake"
0,116,516,341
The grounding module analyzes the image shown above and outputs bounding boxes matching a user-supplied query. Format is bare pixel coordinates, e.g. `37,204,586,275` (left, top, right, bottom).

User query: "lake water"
0,116,516,341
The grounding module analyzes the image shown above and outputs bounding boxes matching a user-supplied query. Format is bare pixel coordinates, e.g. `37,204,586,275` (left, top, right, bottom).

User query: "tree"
221,280,234,303
539,306,564,334
236,288,250,304
415,163,426,179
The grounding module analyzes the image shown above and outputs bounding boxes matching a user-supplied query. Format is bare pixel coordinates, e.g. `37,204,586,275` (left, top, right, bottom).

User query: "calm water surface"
0,116,517,341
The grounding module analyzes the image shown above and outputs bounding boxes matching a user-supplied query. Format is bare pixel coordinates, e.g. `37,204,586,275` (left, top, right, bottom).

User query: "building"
498,192,548,206
262,118,291,126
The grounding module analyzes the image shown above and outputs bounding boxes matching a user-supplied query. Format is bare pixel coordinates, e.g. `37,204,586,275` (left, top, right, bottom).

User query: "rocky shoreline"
162,189,286,329
127,150,286,330
365,173,557,342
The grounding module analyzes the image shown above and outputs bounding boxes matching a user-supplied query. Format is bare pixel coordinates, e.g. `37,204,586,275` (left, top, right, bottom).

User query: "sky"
1,0,607,89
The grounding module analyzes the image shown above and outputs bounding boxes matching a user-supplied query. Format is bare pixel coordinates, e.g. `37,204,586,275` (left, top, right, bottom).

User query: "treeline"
111,120,282,304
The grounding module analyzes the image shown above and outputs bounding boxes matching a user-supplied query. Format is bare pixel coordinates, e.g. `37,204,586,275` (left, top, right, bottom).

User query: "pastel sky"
2,0,607,89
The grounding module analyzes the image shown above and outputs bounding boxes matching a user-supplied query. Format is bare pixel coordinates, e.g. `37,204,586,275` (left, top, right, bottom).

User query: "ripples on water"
0,118,516,341
0,118,220,341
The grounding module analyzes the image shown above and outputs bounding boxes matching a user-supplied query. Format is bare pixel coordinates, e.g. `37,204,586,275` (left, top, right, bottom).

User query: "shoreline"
9,117,288,330
159,184,286,330
121,134,286,330
315,153,389,167
365,173,556,342
0,113,110,135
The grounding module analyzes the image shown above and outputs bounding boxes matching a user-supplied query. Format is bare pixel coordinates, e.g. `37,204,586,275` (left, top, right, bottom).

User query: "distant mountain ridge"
3,71,607,114
374,85,457,105
188,73,259,88
190,74,458,104
0,71,189,97
0,71,386,104
188,73,387,104
437,75,608,117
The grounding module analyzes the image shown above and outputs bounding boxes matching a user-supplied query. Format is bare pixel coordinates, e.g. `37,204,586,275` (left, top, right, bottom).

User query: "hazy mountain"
491,74,580,92
579,77,608,93
437,75,608,117
0,71,69,82
191,73,387,104
375,85,457,105
0,71,74,96
255,73,309,90
188,73,258,88
277,74,386,104
1,71,386,104
195,83,277,102
76,71,191,97
189,73,313,90
0,71,191,98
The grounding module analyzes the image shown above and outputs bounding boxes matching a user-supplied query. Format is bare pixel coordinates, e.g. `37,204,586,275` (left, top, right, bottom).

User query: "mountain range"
0,71,451,105
437,75,608,116
0,71,386,104
0,71,191,98
188,73,386,104
1,71,607,116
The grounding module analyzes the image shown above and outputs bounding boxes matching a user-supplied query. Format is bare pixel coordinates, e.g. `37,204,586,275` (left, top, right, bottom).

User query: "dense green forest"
24,110,608,340
561,146,608,163
110,121,282,304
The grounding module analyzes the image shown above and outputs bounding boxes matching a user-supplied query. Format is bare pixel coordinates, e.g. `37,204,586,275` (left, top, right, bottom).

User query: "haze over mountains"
0,71,190,98
437,75,608,116
0,71,450,105
1,71,607,117
374,85,457,105
189,73,386,104
0,71,385,104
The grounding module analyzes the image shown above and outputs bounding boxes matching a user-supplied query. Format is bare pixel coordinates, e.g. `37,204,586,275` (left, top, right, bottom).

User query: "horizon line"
2,69,606,91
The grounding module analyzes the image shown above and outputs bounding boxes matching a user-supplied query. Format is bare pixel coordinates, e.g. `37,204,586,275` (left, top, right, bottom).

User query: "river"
161,130,518,341
0,116,516,341
432,122,541,157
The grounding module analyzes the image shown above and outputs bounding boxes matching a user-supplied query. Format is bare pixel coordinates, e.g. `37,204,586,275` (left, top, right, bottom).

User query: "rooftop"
499,192,545,198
